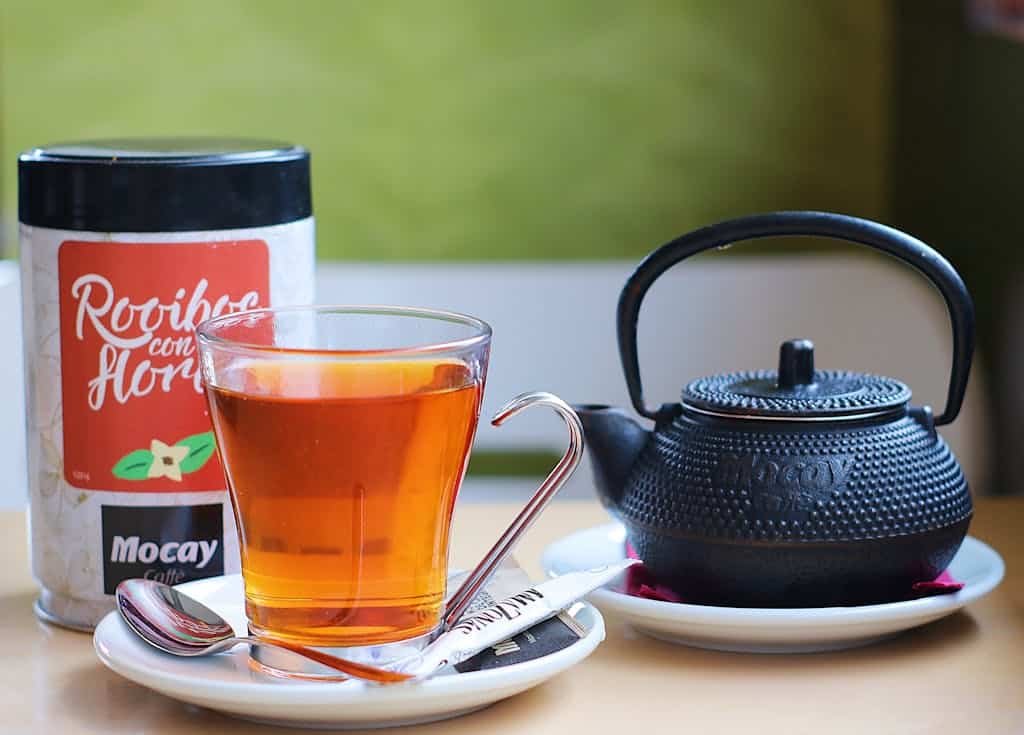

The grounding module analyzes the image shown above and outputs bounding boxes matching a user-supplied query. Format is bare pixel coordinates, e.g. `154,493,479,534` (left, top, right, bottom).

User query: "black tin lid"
18,138,311,232
682,339,912,420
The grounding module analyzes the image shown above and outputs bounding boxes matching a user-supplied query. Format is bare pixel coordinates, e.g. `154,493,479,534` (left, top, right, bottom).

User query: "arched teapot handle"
617,211,975,427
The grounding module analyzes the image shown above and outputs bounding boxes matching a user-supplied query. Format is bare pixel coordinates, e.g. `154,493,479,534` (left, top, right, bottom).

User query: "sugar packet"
400,558,637,678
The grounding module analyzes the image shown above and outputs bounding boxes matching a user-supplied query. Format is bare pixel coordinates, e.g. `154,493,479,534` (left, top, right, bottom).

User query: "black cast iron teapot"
576,211,974,607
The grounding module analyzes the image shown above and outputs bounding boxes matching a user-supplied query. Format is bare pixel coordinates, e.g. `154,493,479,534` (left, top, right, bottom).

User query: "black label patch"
101,503,224,594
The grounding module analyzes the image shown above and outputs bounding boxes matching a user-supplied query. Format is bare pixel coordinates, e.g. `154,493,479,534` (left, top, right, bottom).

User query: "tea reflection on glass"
197,306,489,651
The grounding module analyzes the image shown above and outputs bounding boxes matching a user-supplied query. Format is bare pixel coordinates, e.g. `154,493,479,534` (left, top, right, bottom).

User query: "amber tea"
206,357,482,647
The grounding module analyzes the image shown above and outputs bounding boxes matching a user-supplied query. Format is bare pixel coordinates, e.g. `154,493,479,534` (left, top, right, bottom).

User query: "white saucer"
541,523,1004,654
94,574,605,729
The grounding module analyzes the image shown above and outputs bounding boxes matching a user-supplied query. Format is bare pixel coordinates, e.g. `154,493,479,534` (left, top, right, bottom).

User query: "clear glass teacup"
196,305,580,674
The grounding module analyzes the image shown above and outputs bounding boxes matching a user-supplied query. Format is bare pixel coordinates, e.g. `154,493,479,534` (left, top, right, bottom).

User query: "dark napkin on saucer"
622,542,963,605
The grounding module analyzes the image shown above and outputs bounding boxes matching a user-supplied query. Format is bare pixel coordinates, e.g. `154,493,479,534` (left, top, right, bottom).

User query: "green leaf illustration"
177,432,217,474
112,449,154,480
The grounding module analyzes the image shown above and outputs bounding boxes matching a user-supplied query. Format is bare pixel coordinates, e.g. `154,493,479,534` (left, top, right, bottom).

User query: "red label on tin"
58,240,270,492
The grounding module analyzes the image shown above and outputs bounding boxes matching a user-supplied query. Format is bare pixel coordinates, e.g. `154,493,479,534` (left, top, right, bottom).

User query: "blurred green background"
6,1,1024,490
1,1,888,259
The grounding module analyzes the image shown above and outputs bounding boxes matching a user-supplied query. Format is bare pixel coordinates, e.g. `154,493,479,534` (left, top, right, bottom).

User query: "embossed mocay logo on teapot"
713,453,854,512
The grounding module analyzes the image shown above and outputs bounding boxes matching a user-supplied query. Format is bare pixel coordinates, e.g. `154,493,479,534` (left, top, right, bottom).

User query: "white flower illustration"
147,439,190,482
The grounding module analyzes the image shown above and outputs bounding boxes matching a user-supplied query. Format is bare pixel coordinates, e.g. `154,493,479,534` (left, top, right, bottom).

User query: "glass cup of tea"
196,305,580,674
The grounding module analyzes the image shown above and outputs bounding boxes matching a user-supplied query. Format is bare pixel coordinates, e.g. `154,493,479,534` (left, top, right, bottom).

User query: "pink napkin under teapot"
622,542,963,604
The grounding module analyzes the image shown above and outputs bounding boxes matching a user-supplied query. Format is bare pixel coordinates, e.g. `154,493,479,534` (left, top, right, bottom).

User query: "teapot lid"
681,339,912,421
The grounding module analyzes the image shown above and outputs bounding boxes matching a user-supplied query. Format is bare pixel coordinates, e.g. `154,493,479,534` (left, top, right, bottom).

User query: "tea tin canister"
18,139,315,629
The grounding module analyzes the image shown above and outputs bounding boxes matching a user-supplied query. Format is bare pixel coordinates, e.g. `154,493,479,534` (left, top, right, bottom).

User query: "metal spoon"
115,578,412,683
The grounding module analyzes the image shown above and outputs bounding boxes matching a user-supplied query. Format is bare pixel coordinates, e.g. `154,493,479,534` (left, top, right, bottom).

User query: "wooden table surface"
2,498,1022,734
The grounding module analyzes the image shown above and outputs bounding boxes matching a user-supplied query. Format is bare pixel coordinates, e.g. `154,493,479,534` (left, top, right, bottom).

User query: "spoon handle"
245,636,413,683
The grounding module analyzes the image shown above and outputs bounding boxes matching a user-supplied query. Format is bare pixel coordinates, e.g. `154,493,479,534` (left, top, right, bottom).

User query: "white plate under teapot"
541,522,1003,654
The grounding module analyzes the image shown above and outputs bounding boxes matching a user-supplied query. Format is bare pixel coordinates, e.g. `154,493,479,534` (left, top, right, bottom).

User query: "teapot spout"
573,405,650,512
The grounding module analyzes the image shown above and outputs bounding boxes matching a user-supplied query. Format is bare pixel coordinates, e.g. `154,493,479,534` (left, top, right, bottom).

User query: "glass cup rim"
195,304,492,358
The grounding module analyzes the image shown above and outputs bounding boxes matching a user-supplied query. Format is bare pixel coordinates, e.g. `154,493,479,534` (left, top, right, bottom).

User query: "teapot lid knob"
778,339,815,389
